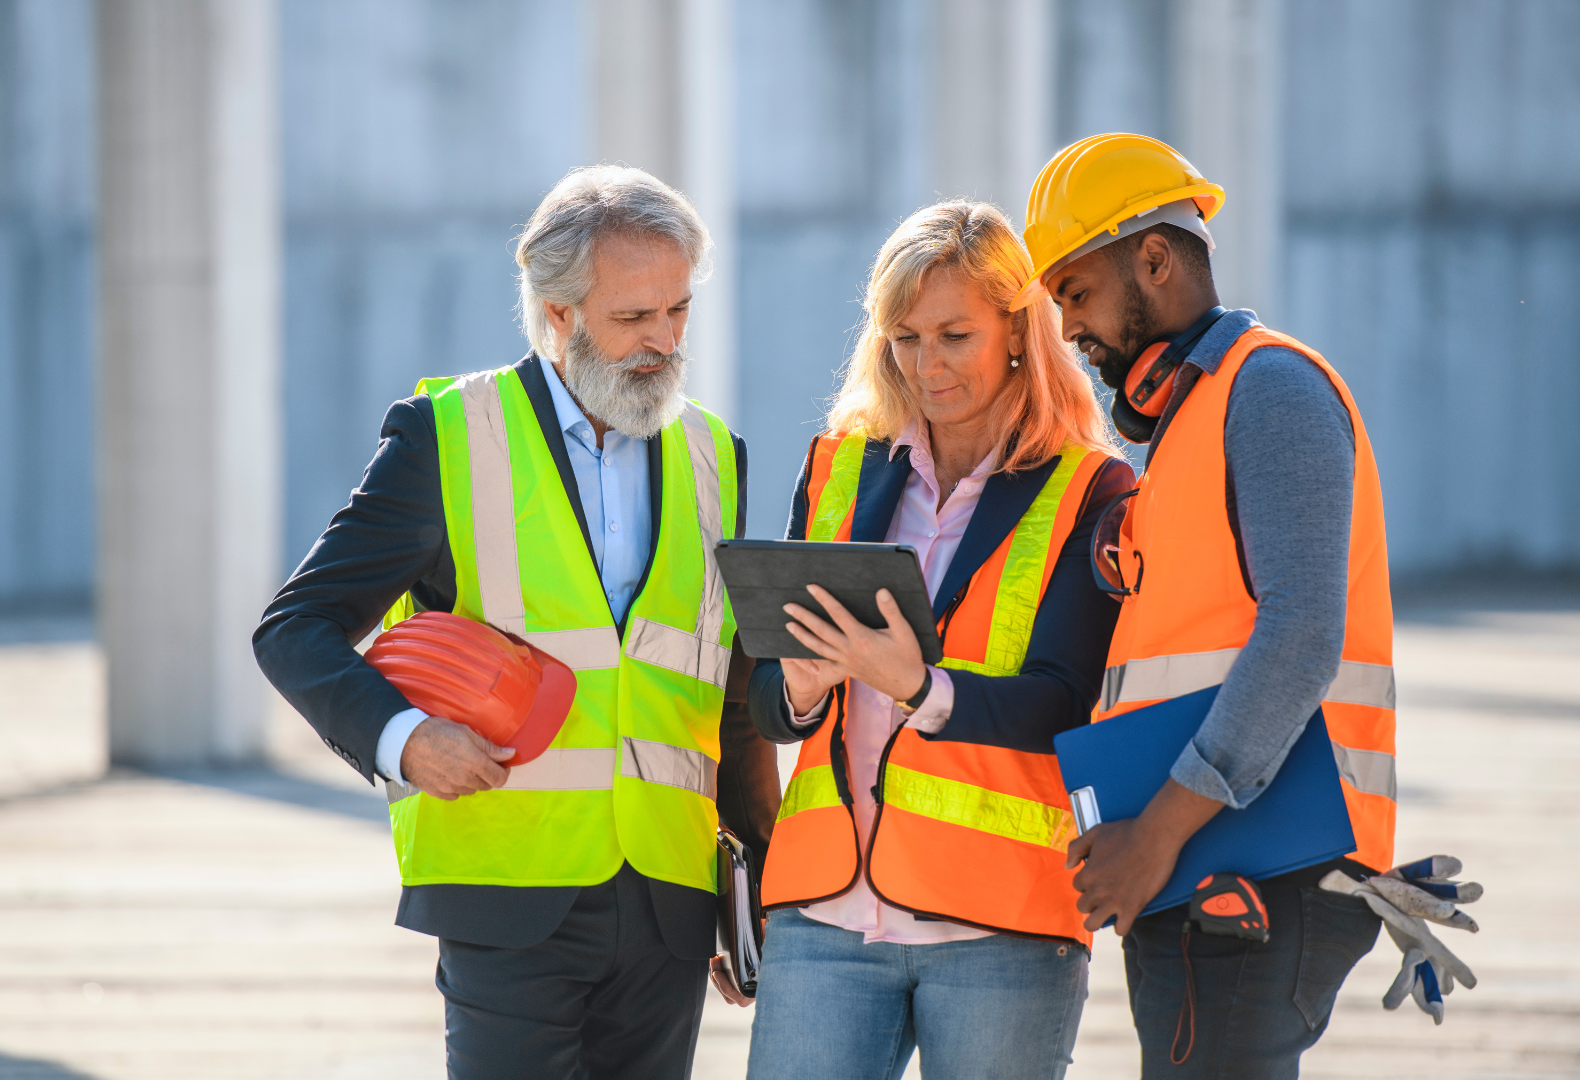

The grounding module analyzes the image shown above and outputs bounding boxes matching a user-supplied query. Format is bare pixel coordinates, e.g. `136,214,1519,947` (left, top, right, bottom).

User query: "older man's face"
579,232,693,365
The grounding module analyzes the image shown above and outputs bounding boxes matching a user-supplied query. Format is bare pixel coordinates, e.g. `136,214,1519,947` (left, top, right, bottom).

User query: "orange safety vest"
1093,326,1396,873
760,432,1116,943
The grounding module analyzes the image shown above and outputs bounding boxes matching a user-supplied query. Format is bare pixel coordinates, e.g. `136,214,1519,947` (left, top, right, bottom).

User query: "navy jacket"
749,436,1135,751
254,354,781,956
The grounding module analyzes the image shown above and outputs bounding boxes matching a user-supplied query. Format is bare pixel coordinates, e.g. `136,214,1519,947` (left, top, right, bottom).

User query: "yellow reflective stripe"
883,763,1078,852
979,444,1089,677
807,434,866,541
777,764,841,822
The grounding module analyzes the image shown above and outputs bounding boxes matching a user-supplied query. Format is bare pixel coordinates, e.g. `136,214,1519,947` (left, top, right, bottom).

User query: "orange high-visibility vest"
1093,326,1396,873
761,432,1117,943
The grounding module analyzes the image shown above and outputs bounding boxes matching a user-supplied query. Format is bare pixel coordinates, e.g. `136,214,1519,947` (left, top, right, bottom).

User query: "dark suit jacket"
749,435,1136,751
254,354,781,957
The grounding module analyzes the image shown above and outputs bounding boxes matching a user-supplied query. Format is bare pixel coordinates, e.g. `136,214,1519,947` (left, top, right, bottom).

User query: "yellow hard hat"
1010,133,1225,310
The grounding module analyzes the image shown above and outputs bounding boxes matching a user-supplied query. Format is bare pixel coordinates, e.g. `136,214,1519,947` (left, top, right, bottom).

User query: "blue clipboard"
1053,685,1356,917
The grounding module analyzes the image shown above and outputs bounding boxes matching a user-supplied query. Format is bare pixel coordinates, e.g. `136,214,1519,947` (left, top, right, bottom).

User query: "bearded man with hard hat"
1013,134,1396,1075
254,165,779,1080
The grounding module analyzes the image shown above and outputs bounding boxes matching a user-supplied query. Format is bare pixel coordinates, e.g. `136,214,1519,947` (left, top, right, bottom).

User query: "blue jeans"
746,909,1088,1080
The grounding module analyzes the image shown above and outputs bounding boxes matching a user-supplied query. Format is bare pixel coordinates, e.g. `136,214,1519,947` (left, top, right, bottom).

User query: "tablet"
715,539,943,664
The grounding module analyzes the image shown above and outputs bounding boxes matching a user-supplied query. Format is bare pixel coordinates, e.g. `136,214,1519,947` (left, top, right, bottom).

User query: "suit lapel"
930,455,1061,618
513,354,597,566
849,441,912,542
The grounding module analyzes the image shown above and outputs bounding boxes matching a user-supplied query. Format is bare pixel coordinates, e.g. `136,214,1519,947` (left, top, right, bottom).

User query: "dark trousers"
1123,859,1381,1079
437,863,710,1080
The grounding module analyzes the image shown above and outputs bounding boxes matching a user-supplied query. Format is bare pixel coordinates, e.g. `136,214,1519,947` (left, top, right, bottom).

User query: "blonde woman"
744,202,1134,1080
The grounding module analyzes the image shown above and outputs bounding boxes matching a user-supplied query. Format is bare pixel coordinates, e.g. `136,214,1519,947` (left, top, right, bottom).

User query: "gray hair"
516,165,713,359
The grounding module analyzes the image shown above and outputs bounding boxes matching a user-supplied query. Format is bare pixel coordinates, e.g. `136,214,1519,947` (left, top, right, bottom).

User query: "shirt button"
927,530,937,538
609,522,619,532
603,457,612,467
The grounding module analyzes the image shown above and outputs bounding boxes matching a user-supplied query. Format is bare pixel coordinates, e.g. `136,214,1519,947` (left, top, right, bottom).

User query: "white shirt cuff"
783,683,831,729
375,707,429,785
902,667,954,734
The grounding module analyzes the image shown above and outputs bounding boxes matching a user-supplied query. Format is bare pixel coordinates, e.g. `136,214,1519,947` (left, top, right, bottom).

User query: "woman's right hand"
781,656,849,717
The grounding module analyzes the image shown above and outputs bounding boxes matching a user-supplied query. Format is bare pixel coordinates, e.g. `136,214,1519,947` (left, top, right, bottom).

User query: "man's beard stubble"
1078,273,1164,391
561,320,690,440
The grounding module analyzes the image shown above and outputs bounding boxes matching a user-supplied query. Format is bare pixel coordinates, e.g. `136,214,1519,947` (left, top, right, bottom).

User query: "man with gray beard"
254,166,779,1079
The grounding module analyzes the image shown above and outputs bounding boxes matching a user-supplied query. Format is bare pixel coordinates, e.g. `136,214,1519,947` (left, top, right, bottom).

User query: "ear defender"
1125,341,1182,417
1109,339,1179,444
1106,306,1228,445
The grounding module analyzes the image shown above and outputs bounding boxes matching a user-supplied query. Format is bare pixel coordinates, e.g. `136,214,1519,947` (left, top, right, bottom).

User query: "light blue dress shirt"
375,360,654,783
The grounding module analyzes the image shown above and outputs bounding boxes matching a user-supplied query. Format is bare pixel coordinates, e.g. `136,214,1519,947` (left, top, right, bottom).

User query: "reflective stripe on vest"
383,365,737,892
1098,649,1398,799
777,764,842,821
1101,650,1397,712
620,736,718,799
883,764,1078,851
807,433,865,542
623,404,734,688
519,627,623,671
386,747,621,804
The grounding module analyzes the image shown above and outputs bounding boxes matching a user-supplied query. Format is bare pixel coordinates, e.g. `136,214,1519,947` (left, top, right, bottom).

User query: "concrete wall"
0,0,95,612
1281,0,1580,575
280,0,585,569
0,0,1576,609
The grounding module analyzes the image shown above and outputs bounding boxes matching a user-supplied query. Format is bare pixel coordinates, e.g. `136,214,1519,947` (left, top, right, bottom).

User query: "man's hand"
399,716,514,800
709,954,752,1007
1064,779,1224,935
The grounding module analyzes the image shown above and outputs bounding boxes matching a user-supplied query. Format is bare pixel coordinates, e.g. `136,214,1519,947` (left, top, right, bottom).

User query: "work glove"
1319,855,1482,1025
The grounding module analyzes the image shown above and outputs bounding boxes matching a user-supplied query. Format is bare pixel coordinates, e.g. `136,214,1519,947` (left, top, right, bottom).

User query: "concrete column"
930,0,1056,218
98,0,281,767
589,0,737,422
1170,0,1284,323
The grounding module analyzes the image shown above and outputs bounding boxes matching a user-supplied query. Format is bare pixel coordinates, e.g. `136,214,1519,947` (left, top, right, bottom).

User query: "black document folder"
715,827,764,997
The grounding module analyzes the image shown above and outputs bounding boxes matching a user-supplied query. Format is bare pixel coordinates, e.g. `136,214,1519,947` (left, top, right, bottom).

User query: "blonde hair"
827,201,1116,472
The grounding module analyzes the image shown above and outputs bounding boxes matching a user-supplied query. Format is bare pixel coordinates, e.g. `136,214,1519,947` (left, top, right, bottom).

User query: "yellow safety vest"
382,364,738,893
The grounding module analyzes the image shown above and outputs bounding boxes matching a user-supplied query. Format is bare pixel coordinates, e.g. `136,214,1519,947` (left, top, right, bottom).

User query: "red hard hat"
364,610,577,767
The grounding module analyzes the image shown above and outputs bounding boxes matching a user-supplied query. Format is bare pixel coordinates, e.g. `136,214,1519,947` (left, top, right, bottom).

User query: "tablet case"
1052,685,1357,917
715,539,943,663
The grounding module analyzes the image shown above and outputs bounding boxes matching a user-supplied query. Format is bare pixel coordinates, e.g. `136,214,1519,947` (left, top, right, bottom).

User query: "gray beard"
561,321,690,440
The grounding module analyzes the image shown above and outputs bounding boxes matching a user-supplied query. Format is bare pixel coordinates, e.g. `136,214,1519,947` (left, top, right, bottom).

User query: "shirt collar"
890,419,996,482
1181,308,1259,375
540,355,598,444
891,420,922,462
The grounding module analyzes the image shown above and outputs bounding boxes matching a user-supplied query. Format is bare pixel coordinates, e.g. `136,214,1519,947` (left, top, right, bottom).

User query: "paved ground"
0,589,1576,1079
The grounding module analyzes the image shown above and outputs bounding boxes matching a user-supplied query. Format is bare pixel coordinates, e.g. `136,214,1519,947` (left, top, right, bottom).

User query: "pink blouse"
792,423,998,944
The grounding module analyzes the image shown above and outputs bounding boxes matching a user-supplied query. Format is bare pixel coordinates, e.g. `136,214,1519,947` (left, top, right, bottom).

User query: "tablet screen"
715,539,943,664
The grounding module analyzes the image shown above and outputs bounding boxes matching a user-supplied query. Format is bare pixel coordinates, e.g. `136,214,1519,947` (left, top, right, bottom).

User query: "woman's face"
888,266,1024,434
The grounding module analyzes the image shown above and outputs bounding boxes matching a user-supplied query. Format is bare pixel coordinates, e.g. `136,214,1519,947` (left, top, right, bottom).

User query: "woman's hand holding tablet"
782,585,928,712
